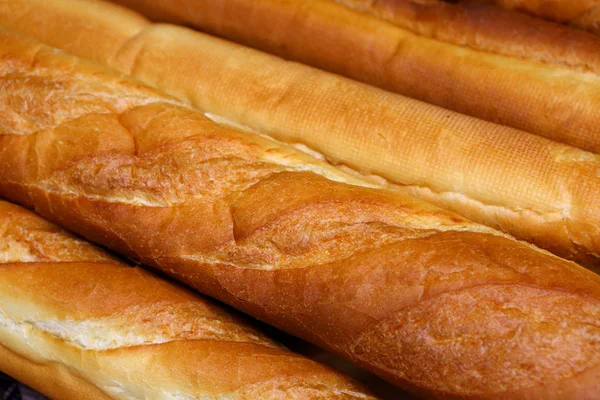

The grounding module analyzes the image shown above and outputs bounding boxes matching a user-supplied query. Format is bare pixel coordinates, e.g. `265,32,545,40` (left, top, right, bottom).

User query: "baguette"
465,0,600,35
3,0,600,266
108,0,600,154
326,0,600,73
0,198,377,399
1,27,599,399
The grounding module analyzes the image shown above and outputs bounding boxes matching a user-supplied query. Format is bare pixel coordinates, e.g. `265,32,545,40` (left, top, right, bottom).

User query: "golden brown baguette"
0,200,378,399
1,28,600,400
337,0,600,73
466,0,600,35
107,0,600,154
4,0,600,266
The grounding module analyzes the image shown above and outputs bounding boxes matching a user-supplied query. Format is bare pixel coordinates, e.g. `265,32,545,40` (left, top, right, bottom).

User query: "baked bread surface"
107,0,600,154
3,0,600,266
466,0,600,35
0,28,599,399
0,200,375,399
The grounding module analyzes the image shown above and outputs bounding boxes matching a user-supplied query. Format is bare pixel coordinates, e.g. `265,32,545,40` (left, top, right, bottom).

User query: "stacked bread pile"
0,0,598,399
0,200,378,399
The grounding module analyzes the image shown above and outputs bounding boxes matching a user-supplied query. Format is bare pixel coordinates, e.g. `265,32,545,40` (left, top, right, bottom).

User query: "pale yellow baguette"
0,27,599,399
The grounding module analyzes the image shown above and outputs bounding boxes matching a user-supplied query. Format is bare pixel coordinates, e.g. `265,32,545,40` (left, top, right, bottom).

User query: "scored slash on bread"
0,27,599,399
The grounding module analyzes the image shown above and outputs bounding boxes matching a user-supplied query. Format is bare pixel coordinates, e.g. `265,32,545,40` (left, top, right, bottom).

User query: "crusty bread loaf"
107,0,600,154
466,0,600,35
0,200,378,399
4,0,600,266
1,27,599,399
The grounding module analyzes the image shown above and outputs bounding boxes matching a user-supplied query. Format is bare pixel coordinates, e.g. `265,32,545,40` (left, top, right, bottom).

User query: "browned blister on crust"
0,28,598,399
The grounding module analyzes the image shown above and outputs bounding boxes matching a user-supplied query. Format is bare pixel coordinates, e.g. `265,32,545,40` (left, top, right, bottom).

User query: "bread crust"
467,0,600,35
338,0,600,72
3,0,600,265
0,200,375,399
0,28,599,399
0,341,114,400
108,0,600,155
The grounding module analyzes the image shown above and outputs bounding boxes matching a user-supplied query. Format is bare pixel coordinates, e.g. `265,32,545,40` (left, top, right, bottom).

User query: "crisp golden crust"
0,262,278,348
3,0,600,265
469,0,600,35
1,315,369,399
0,28,599,399
0,344,114,400
0,201,375,398
0,201,115,263
116,22,600,266
338,0,600,73
0,0,146,65
109,0,600,154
